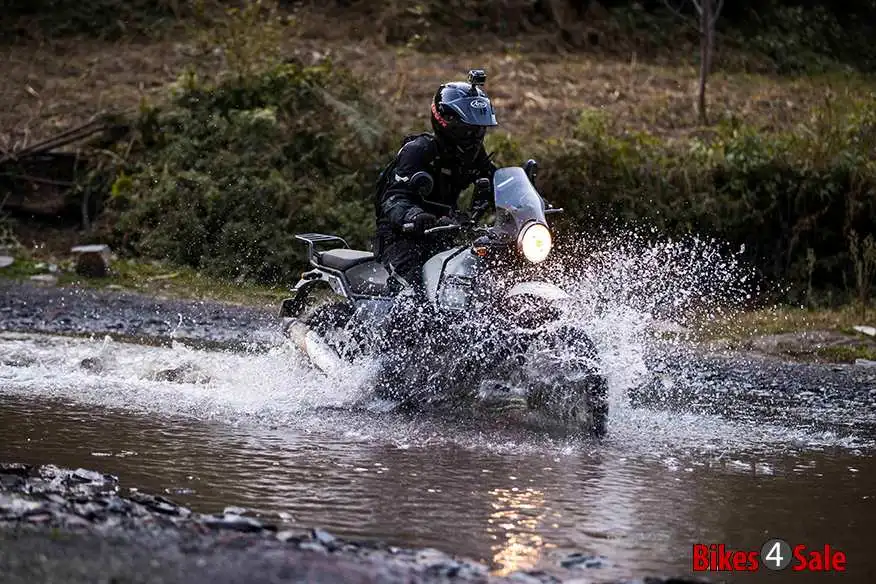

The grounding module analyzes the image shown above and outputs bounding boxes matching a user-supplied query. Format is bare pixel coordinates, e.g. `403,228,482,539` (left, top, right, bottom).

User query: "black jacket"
375,134,497,237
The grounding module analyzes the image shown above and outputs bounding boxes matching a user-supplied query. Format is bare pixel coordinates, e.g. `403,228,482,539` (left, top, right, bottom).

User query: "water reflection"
488,486,546,575
0,393,874,582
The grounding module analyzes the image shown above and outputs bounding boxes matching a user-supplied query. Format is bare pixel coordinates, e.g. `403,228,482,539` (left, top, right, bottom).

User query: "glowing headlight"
517,223,552,263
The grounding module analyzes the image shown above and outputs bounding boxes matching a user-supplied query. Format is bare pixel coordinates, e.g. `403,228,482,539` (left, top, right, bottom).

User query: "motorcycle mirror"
410,171,434,198
523,159,538,184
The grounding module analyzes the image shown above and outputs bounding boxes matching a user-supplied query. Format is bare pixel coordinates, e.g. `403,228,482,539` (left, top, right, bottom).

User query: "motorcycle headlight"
517,223,552,264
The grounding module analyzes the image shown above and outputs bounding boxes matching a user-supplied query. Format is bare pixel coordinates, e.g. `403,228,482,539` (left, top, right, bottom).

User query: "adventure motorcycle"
278,162,609,437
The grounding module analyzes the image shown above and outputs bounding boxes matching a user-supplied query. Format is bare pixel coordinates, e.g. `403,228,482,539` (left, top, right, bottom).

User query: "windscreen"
492,167,546,235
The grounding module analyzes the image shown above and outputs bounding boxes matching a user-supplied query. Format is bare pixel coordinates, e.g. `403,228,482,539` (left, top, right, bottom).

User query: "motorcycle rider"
373,69,499,287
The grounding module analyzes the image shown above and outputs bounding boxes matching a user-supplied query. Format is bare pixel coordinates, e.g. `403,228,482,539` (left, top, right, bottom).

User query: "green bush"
103,61,393,285
537,97,876,305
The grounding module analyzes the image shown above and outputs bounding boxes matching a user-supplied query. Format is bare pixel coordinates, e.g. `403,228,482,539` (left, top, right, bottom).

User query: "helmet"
430,70,498,162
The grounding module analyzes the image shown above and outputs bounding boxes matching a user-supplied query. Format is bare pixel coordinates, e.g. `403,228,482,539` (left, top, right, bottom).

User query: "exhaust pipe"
284,320,343,375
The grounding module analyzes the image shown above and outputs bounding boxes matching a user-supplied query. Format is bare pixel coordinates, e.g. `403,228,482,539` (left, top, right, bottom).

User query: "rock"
25,512,54,524
151,363,210,384
298,541,329,554
276,530,300,543
202,514,265,533
0,256,13,268
70,244,112,278
312,528,337,547
0,474,25,490
855,359,876,368
503,574,547,584
560,553,609,569
151,501,183,516
0,463,33,477
223,506,249,516
29,274,58,285
0,494,44,517
79,357,104,372
853,325,876,337
72,468,108,484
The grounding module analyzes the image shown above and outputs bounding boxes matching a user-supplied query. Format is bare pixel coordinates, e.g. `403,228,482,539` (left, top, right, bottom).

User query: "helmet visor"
446,122,486,146
447,96,498,127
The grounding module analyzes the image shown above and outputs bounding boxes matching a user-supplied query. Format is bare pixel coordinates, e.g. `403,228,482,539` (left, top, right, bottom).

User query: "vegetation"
103,60,391,284
1,0,875,317
535,94,876,306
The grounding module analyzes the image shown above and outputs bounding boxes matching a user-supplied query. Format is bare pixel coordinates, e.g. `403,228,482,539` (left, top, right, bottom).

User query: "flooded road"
1,326,874,583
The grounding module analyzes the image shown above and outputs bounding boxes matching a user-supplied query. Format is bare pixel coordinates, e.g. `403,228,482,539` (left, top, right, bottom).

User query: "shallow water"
0,331,873,583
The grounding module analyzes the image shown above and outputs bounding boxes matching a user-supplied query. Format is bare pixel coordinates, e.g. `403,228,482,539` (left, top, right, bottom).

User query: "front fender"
505,281,570,303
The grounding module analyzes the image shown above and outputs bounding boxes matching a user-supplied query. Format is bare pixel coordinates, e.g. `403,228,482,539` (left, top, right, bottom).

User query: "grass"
0,252,290,308
692,304,876,363
813,345,876,363
699,304,875,339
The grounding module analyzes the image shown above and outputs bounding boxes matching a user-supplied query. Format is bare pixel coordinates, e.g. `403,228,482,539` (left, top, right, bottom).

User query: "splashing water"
1,227,871,455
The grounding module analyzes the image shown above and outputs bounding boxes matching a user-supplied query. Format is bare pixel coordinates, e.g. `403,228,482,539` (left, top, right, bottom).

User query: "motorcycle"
278,161,609,437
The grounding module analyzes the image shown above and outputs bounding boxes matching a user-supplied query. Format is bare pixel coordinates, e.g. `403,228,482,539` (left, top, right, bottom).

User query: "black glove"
407,212,437,234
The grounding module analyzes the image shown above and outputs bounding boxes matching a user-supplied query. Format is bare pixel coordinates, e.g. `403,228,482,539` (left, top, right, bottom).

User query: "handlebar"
401,222,468,235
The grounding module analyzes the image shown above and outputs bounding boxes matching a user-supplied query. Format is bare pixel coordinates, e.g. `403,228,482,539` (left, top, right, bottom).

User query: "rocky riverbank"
0,463,704,584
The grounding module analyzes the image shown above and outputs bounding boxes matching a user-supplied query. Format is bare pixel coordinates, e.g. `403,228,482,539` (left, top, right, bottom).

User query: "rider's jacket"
374,133,496,246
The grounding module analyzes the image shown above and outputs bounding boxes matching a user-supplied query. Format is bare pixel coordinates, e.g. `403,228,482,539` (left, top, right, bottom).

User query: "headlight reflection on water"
487,486,548,575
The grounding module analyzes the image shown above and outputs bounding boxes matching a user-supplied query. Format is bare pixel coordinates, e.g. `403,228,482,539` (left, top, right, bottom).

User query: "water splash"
1,227,871,454
0,332,374,421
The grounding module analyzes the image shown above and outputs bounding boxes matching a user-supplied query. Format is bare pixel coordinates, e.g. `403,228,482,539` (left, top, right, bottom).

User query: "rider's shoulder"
397,133,438,160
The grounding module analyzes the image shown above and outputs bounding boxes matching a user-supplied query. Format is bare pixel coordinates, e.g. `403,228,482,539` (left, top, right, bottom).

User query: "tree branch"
661,0,702,34
711,0,725,28
661,0,688,18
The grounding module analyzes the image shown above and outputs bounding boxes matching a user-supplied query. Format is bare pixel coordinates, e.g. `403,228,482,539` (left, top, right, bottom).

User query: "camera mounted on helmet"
467,69,487,94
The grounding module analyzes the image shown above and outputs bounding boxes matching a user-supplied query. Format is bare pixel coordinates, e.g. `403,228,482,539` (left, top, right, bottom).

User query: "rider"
373,69,499,287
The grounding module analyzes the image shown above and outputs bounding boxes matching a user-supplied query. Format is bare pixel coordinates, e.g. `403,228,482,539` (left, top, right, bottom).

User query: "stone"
202,514,265,533
0,256,13,268
853,325,876,337
0,463,33,477
298,541,329,554
71,244,112,278
79,357,104,372
855,359,876,368
29,274,58,285
312,528,337,547
560,553,608,569
276,530,300,543
72,468,107,484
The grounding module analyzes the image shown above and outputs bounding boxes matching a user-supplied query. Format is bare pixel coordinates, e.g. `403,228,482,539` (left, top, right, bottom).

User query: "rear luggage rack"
295,233,350,260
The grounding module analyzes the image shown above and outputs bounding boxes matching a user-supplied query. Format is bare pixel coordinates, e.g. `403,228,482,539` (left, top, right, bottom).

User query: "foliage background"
2,0,875,307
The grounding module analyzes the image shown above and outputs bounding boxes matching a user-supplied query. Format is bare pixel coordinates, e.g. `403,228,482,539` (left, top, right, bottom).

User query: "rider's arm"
379,138,435,229
471,146,497,211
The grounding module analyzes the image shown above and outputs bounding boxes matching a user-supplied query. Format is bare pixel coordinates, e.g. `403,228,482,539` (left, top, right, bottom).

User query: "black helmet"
431,69,498,162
